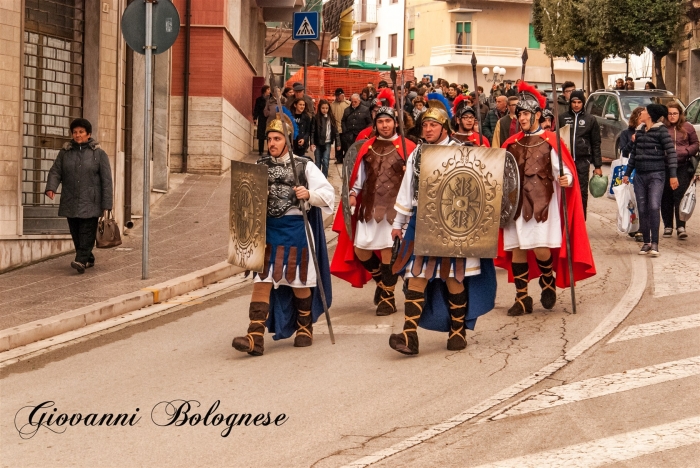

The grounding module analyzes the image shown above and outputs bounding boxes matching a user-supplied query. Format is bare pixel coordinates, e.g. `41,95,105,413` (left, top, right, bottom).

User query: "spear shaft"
470,53,485,146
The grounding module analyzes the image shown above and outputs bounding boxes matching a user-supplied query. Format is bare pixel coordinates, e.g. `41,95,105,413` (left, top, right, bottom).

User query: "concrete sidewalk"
0,151,343,334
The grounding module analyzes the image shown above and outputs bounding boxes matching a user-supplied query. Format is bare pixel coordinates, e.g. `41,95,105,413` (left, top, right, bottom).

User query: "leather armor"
356,139,406,224
507,134,554,223
258,156,309,218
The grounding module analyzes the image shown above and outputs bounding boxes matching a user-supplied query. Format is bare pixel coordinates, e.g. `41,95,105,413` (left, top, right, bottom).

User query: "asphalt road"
2,193,699,468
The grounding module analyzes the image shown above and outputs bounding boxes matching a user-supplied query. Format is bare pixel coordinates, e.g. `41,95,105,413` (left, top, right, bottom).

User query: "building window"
408,28,415,55
456,21,471,48
360,39,366,61
528,24,540,49
376,36,381,61
391,0,398,3
390,33,397,58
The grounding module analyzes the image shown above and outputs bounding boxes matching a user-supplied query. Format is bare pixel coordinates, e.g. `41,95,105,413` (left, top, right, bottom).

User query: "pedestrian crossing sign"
292,11,319,40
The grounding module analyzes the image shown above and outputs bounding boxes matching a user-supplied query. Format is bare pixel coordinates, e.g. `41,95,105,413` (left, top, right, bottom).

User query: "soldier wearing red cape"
496,82,596,316
331,95,416,316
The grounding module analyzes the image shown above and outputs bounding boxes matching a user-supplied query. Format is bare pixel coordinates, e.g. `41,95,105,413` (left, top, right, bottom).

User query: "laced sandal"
446,294,467,351
232,302,268,356
376,283,397,316
293,296,313,347
389,290,423,355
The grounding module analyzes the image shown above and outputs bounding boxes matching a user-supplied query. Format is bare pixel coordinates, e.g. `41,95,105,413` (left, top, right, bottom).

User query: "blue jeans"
314,144,331,178
633,171,665,244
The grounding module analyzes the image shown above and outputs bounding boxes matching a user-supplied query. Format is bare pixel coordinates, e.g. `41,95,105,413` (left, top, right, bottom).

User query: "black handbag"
96,210,122,248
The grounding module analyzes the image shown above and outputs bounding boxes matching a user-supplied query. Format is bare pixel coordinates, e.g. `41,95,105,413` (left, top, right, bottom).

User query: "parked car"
685,97,700,135
585,90,685,159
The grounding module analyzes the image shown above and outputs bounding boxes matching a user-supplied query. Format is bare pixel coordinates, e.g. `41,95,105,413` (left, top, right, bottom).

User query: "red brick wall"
170,1,255,121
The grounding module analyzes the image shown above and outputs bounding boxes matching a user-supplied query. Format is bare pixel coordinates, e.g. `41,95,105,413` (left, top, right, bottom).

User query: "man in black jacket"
559,90,602,217
341,94,373,157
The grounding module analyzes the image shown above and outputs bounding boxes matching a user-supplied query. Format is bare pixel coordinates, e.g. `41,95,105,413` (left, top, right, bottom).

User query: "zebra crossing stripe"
608,313,700,343
472,416,700,468
484,356,700,422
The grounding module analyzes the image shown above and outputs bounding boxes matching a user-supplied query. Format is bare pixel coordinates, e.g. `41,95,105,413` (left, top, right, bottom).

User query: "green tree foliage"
533,0,686,90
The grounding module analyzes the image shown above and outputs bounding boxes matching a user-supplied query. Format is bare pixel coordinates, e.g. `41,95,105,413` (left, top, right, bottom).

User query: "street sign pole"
121,0,179,281
304,40,308,94
142,0,153,280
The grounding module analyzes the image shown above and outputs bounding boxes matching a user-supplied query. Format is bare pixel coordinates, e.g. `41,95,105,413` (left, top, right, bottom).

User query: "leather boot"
537,256,557,310
389,289,424,355
232,302,269,356
376,263,398,316
360,255,382,305
293,295,314,347
446,288,468,351
507,262,533,316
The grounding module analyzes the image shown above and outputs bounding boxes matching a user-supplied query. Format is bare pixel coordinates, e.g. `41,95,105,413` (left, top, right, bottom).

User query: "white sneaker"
649,243,660,257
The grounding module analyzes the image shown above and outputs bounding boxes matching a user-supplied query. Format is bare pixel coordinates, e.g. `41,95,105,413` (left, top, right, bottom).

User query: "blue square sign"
292,11,319,40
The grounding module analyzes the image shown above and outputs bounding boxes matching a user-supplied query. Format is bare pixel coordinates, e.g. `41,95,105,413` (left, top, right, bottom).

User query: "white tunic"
351,134,399,250
503,131,573,251
392,136,481,279
255,155,335,288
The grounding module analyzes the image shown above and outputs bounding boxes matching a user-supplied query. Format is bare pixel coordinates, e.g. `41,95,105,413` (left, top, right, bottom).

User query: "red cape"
330,136,416,287
356,126,373,141
495,130,596,288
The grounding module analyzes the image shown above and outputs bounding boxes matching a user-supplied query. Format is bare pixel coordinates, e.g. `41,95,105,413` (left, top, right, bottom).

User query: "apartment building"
404,0,625,88
351,0,405,67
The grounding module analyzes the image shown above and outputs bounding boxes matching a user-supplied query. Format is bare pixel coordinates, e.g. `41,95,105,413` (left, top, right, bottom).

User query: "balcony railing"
432,44,523,58
353,1,378,31
430,44,525,67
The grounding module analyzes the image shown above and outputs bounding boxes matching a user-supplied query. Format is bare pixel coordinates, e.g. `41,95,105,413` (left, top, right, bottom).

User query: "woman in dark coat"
253,85,271,155
45,118,113,274
623,104,678,257
291,98,313,156
311,99,340,177
661,102,700,239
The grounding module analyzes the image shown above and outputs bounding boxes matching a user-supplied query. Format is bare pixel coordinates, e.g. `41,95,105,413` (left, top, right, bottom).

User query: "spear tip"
470,52,477,67
522,48,529,62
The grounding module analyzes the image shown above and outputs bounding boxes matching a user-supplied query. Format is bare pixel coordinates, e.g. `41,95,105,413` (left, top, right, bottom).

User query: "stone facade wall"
0,0,22,238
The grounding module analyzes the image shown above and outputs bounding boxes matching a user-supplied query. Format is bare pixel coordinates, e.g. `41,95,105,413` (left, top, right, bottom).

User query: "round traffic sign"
121,0,180,55
292,41,320,66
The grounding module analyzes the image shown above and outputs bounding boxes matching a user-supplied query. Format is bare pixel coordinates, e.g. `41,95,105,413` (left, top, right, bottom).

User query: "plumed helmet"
426,93,453,119
374,106,396,123
266,105,298,140
515,81,547,127
452,94,469,118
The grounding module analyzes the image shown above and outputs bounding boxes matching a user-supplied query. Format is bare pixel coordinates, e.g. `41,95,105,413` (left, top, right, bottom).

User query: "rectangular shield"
228,161,268,272
415,145,506,258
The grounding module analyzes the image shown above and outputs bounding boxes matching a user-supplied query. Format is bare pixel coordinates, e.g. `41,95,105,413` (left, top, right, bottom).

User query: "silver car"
685,96,700,135
584,90,685,159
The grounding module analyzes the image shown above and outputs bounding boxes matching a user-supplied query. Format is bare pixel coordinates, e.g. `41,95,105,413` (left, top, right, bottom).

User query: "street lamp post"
482,66,506,84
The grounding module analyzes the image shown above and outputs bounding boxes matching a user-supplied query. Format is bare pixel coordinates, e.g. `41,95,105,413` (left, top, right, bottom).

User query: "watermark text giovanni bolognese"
15,400,288,439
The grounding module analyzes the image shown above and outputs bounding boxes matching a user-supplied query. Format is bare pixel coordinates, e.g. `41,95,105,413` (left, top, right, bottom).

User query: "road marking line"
342,215,647,468
484,356,700,421
608,313,700,343
472,416,700,468
315,325,393,335
652,251,700,298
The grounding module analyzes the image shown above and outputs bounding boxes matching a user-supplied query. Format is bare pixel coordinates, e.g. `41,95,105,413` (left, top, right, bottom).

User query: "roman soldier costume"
496,82,595,316
232,109,335,356
452,96,490,147
389,106,497,355
331,103,416,315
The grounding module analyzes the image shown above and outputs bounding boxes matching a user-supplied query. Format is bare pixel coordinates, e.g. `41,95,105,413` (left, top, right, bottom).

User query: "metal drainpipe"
182,0,191,173
123,0,134,229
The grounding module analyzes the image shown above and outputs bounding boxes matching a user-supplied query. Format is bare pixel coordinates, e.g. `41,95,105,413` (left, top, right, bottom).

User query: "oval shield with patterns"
415,145,505,258
500,151,521,228
228,161,268,272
